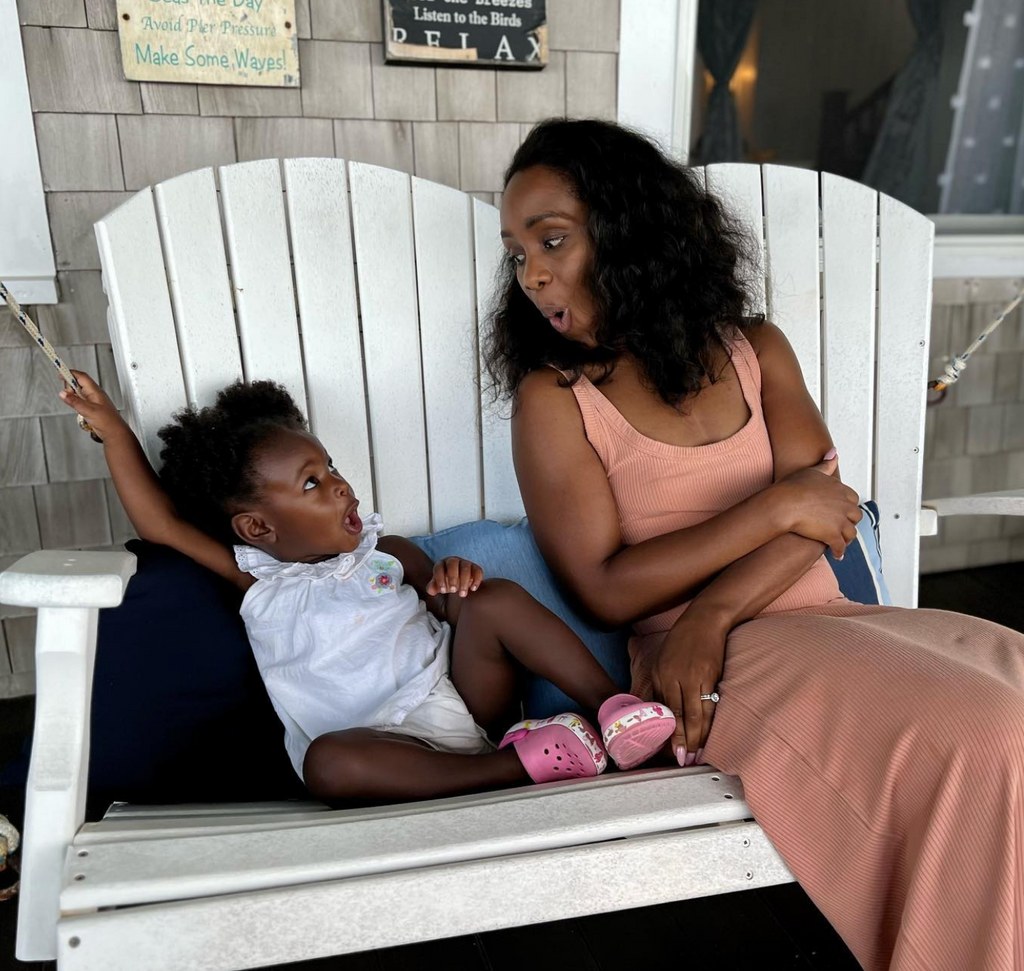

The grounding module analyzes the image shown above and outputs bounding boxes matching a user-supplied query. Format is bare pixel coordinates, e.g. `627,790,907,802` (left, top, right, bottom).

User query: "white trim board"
617,0,698,162
931,236,1024,279
0,0,56,304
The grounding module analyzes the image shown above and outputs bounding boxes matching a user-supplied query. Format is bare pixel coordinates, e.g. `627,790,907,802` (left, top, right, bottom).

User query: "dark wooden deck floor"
3,560,1022,971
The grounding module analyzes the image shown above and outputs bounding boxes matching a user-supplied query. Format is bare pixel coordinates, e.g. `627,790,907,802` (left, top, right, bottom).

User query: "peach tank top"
568,331,844,638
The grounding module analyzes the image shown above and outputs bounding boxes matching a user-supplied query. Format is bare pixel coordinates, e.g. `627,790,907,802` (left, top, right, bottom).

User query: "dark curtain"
861,0,943,208
695,0,757,163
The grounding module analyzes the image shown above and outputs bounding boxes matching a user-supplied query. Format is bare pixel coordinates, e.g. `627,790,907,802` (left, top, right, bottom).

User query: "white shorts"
380,676,495,755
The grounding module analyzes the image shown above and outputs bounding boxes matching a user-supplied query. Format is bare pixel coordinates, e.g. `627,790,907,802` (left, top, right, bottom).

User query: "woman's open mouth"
546,308,570,334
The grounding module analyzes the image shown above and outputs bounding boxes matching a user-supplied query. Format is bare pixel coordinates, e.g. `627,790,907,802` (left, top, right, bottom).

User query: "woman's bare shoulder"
739,320,787,356
512,368,589,453
514,367,580,417
517,366,570,394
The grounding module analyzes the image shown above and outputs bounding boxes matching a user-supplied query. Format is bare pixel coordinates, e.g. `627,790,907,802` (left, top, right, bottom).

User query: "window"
683,0,1024,276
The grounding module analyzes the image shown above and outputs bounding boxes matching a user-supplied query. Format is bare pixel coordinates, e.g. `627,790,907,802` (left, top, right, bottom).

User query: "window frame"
1,0,57,304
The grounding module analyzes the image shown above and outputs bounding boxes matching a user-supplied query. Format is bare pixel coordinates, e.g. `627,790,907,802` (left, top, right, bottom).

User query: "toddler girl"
61,371,675,804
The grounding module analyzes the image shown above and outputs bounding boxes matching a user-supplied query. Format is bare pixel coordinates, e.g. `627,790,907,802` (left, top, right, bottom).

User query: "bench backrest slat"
875,193,933,606
220,160,308,417
761,165,821,405
820,172,879,509
153,168,242,409
283,158,374,512
412,176,484,532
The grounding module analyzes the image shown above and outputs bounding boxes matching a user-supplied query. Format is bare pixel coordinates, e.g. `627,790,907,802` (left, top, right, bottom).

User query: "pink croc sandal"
598,693,676,770
499,713,607,783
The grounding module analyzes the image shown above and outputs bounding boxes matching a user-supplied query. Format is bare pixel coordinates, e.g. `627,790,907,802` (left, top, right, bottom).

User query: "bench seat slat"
63,770,751,910
57,821,791,971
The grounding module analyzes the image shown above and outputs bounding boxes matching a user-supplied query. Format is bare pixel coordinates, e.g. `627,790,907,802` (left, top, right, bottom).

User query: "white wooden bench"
4,158,1022,969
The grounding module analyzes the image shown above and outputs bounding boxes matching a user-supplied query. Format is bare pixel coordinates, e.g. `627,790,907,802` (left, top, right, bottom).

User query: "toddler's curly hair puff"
157,380,305,546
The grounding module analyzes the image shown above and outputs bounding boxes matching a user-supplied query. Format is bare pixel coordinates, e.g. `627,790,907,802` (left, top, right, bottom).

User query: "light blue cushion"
411,518,631,717
826,500,891,605
413,503,891,718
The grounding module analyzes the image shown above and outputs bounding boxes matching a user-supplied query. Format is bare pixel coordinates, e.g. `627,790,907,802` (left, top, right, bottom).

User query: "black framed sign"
383,0,547,69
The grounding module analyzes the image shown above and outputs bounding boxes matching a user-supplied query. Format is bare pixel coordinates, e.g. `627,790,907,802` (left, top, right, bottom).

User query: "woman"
486,118,1024,971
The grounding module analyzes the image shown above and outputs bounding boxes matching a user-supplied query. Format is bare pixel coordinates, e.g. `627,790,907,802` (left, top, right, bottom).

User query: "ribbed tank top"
568,331,844,637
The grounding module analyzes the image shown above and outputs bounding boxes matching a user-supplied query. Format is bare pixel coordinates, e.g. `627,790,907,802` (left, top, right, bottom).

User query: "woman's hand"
59,369,132,444
426,557,483,598
771,452,862,558
651,605,729,766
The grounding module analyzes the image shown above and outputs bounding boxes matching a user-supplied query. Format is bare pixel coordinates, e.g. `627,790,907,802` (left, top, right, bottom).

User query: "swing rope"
1,279,99,440
928,285,1024,403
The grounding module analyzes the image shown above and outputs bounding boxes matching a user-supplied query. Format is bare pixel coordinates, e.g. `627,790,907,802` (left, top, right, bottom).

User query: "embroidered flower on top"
368,558,398,592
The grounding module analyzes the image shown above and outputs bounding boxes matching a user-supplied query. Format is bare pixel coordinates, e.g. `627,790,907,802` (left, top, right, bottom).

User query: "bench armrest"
919,489,1024,537
922,489,1024,519
0,549,136,609
1,549,136,962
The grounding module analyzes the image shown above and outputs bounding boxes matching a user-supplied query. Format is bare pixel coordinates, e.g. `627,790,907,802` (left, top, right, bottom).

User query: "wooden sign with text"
116,0,299,86
384,0,547,69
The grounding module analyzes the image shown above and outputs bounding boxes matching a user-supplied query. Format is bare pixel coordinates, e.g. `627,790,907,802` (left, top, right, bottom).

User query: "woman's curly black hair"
484,118,762,405
157,380,306,546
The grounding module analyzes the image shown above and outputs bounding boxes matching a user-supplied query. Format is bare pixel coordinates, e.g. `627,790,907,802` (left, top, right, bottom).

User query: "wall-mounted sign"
383,0,547,69
115,0,299,87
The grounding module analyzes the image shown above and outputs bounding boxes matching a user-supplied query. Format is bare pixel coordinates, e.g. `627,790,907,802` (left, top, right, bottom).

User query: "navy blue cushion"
86,540,304,816
826,500,891,605
411,518,631,718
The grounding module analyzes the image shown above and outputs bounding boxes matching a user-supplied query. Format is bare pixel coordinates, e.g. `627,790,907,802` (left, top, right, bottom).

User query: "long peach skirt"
630,603,1024,971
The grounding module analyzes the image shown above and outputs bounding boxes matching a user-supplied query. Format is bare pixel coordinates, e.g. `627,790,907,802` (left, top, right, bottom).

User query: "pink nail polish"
695,747,705,764
684,752,696,767
824,446,837,460
675,746,687,767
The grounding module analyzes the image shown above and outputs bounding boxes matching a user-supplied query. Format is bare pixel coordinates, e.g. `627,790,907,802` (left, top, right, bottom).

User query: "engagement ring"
699,691,720,703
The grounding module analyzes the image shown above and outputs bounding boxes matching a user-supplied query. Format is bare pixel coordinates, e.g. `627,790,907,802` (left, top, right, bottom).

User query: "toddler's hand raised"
427,557,483,598
58,369,129,444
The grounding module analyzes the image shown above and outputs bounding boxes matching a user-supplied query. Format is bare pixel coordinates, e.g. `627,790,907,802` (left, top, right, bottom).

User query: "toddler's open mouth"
343,506,362,535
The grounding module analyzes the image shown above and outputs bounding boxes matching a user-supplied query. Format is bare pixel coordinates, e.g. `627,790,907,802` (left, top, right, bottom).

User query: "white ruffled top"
235,514,450,778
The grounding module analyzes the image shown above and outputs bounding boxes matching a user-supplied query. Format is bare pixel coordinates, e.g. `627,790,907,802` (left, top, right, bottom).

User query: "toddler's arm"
60,370,253,591
377,535,482,620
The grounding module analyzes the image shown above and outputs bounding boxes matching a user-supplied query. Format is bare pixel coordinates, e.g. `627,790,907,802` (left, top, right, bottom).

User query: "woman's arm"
680,321,859,625
61,371,253,591
511,340,859,626
652,323,861,761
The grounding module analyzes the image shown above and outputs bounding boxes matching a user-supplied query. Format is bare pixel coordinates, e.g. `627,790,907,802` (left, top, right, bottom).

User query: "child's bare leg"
446,578,618,733
303,728,527,804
